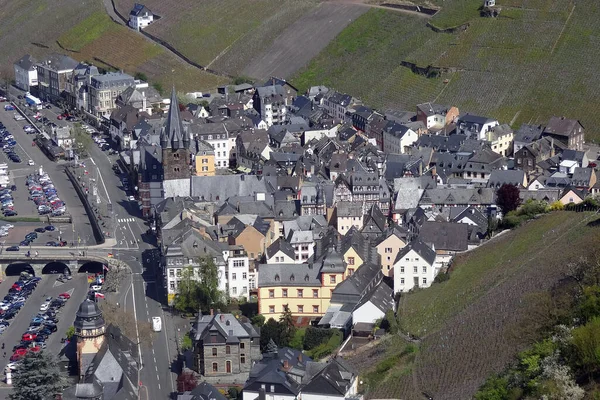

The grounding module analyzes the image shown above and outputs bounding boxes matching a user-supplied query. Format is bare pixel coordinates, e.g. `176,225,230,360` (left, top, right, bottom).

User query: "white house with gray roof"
393,238,438,293
13,54,38,92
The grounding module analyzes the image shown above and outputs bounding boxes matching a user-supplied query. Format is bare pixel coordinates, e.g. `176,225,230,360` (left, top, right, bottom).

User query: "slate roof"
177,382,227,400
414,134,469,153
130,3,152,16
449,206,489,230
301,358,356,397
195,313,259,342
394,238,436,265
417,103,451,117
190,175,269,203
161,87,188,149
244,347,311,396
258,263,321,287
38,53,79,72
544,116,582,137
266,238,295,260
420,187,495,206
418,221,468,252
458,113,497,126
571,167,593,187
514,124,544,144
394,177,428,211
330,262,381,306
14,54,36,71
487,170,526,188
336,201,363,217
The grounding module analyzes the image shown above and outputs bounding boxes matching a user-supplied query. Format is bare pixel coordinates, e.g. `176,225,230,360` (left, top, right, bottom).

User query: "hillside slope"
0,0,227,92
293,0,600,143
349,211,600,399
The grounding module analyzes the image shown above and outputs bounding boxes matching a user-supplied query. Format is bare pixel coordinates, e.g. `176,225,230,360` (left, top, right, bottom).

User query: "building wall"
258,285,332,320
199,337,258,377
393,249,437,293
376,234,407,276
242,392,294,400
342,247,362,278
235,226,268,260
228,256,250,298
195,154,215,176
266,250,295,264
163,148,190,181
336,215,363,236
353,301,386,325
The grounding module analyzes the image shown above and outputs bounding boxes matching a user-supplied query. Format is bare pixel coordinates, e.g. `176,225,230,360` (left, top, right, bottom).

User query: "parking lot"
0,105,95,246
0,222,72,248
0,272,90,375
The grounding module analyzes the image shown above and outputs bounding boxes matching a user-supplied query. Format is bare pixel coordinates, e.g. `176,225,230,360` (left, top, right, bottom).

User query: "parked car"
5,246,19,251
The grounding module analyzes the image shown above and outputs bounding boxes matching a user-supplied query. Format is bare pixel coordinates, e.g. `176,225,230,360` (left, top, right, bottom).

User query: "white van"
152,316,162,332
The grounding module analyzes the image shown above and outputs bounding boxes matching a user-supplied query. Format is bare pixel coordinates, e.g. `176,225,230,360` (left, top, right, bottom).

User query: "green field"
293,0,600,143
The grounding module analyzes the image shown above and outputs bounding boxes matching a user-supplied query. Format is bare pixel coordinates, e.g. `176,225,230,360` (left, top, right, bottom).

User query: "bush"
306,330,342,360
289,328,305,350
65,326,75,340
251,314,265,327
501,213,526,229
381,309,399,334
227,387,239,399
181,332,193,351
303,327,333,350
434,272,450,284
517,199,548,218
549,201,564,211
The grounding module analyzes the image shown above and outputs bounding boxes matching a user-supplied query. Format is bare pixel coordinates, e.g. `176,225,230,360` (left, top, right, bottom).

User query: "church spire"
161,86,188,149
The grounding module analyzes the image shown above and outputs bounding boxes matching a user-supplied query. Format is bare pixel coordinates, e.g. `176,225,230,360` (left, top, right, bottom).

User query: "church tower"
161,87,191,182
74,299,106,378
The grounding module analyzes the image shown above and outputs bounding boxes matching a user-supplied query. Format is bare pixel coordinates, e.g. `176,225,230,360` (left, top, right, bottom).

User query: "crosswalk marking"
118,218,135,223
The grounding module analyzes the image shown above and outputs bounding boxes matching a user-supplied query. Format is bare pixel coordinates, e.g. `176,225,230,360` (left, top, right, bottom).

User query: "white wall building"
226,247,250,299
128,4,154,30
393,239,439,293
382,123,418,154
14,55,38,92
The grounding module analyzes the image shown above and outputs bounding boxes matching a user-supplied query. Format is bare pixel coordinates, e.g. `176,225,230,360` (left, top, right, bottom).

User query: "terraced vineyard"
354,211,600,399
113,0,320,76
293,0,600,143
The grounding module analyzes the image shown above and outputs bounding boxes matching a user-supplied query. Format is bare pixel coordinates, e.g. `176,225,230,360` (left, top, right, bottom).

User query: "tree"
496,184,521,215
100,301,155,347
197,256,222,310
251,314,265,328
572,316,600,377
65,326,75,340
174,266,201,314
134,72,148,82
176,370,198,392
9,351,67,400
71,123,93,157
181,332,193,351
278,305,296,348
260,318,281,351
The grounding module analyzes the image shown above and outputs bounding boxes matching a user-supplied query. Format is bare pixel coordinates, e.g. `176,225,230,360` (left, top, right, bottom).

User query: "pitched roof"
544,116,582,137
266,238,295,260
161,87,188,149
487,170,526,188
514,123,544,143
14,54,36,71
258,263,321,287
130,3,152,16
195,313,259,343
418,221,468,252
394,237,436,265
416,103,451,117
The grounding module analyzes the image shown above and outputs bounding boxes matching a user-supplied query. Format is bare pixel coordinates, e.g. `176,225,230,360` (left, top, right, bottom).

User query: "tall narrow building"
162,87,191,198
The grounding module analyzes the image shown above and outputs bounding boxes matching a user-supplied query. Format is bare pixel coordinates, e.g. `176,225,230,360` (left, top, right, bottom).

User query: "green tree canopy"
71,123,92,157
260,318,281,351
279,305,296,348
9,351,67,400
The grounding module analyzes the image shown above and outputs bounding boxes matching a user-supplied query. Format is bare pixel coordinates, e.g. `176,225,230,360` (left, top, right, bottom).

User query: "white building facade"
393,240,438,293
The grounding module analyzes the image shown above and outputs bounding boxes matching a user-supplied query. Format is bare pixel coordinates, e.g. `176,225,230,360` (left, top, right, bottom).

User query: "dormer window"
275,274,280,282
290,274,295,282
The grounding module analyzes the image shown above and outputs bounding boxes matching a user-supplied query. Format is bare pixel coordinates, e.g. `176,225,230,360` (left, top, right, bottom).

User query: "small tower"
161,87,191,182
74,299,106,378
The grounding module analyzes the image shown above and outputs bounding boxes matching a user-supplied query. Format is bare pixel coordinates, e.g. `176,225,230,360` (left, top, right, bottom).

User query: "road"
3,89,176,399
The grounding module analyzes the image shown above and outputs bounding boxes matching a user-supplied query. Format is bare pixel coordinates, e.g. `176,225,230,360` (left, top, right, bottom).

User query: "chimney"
220,315,225,322
298,354,302,362
210,308,214,316
550,138,555,157
283,360,289,369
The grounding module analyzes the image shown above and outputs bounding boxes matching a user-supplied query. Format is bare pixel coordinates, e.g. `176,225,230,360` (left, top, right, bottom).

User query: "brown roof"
543,116,582,137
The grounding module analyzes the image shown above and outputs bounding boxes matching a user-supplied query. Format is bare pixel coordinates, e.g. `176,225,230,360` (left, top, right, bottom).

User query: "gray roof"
394,177,427,211
330,263,381,306
519,189,562,203
354,280,394,314
418,221,468,252
394,238,436,265
487,170,526,188
266,238,295,260
414,134,470,153
190,175,269,203
258,263,321,287
91,72,135,87
514,123,544,144
37,53,79,72
14,54,36,71
419,188,495,206
336,201,363,217
178,382,227,400
458,113,497,126
571,167,593,187
130,3,152,16
416,103,452,117
449,206,488,230
544,116,582,137
195,313,259,342
161,87,188,150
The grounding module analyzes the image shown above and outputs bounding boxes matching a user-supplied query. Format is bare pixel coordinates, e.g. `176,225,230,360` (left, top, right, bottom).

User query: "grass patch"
0,216,42,223
429,0,482,29
58,12,114,51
